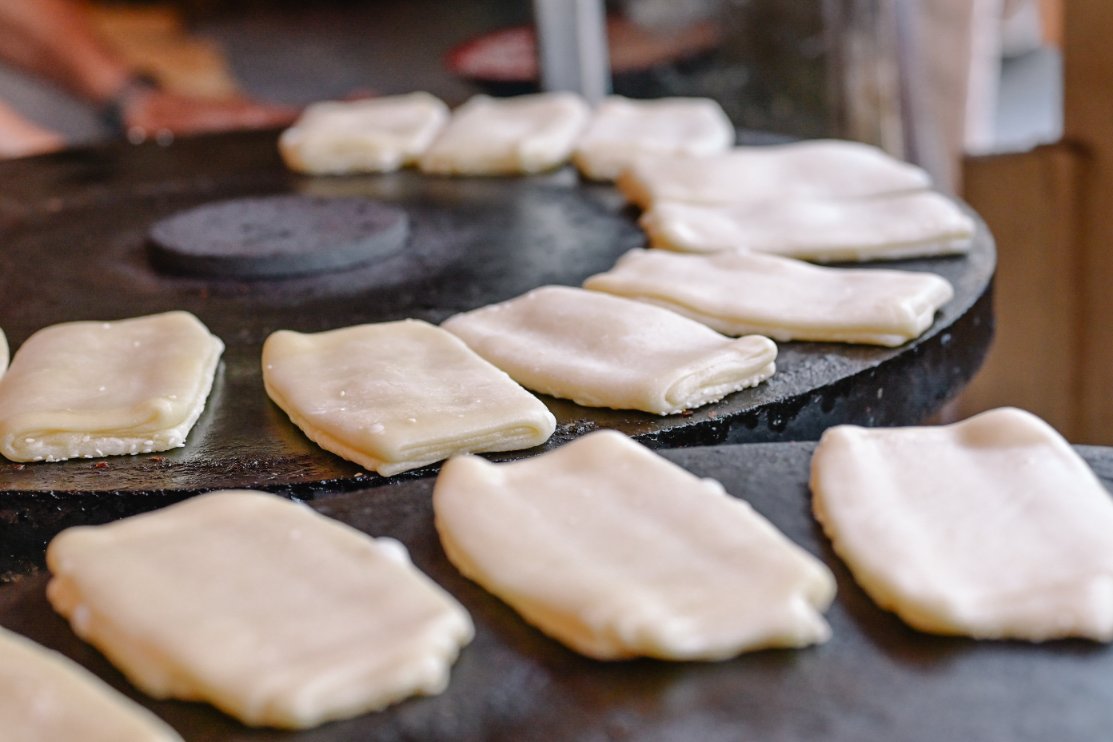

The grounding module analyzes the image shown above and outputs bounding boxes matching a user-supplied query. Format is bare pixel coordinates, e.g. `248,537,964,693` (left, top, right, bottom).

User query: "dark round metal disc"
2,441,1110,741
0,130,992,553
148,195,408,278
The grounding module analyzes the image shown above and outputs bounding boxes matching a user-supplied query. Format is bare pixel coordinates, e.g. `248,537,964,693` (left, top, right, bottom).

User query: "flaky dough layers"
442,285,777,415
263,319,555,476
0,311,223,462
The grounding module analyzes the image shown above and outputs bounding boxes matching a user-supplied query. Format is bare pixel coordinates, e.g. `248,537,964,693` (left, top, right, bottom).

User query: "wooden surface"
956,0,1113,444
957,143,1081,433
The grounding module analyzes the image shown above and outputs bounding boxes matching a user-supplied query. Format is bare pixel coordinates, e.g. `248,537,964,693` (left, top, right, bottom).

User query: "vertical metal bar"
532,0,612,104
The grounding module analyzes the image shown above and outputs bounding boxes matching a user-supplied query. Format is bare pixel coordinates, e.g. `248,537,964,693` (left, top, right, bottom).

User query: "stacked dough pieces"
442,286,777,415
262,319,555,476
585,249,954,347
0,311,222,463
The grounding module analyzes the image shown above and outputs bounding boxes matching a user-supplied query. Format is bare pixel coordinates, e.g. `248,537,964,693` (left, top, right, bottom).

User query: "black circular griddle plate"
0,130,993,500
1,442,1110,742
148,195,409,278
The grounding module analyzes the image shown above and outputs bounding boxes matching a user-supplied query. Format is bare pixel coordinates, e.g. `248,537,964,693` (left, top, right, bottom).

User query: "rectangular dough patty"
262,319,555,476
47,490,475,729
0,311,223,462
0,624,182,742
435,429,835,660
442,285,777,415
811,407,1113,641
616,139,932,209
584,249,954,346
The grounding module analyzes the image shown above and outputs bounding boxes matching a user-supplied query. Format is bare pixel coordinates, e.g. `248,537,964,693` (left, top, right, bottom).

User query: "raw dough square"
640,191,976,261
441,285,777,415
573,95,734,181
434,429,836,660
262,319,555,476
0,311,223,462
419,93,590,175
584,249,954,346
617,139,932,208
278,92,449,174
811,407,1113,641
0,625,182,742
47,490,475,729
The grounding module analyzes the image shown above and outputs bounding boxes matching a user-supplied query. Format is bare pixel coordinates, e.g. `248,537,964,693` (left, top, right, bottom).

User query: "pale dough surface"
0,625,182,742
0,326,7,378
572,96,734,181
584,249,954,347
435,430,836,660
0,311,223,462
641,191,976,261
419,93,590,175
617,139,932,208
262,319,555,476
811,407,1113,641
441,285,777,415
278,92,448,174
46,490,475,729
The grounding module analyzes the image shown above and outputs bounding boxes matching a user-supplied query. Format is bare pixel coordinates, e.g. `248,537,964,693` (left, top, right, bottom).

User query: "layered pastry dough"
811,408,1113,641
0,625,182,742
584,249,954,347
278,92,449,174
442,285,777,415
262,319,555,476
46,490,475,729
640,191,976,261
419,93,590,175
617,139,932,208
572,95,735,181
0,311,223,462
435,430,836,660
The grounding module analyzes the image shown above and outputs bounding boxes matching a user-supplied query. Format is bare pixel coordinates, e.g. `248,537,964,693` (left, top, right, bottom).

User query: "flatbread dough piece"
441,285,777,415
572,95,734,181
640,191,976,261
419,93,590,175
262,319,555,476
435,429,835,660
0,311,223,462
0,625,182,742
811,408,1113,641
46,490,475,729
584,249,954,347
617,139,932,208
278,92,449,174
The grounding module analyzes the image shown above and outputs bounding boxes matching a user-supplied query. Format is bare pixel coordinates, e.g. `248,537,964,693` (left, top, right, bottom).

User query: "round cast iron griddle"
148,195,410,278
0,130,991,515
1,441,1110,742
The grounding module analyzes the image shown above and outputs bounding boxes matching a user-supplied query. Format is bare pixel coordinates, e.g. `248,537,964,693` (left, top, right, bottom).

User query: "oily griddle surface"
1,441,1111,742
0,130,993,502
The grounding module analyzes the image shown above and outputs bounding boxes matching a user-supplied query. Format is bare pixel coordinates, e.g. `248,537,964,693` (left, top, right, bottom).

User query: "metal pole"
532,0,612,104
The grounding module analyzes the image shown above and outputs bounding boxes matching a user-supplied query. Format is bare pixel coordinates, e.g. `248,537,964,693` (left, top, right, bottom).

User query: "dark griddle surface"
0,129,992,561
1,442,1110,742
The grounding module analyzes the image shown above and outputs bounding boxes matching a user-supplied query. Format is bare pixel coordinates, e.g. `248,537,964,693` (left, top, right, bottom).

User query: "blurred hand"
0,101,63,159
122,88,298,142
